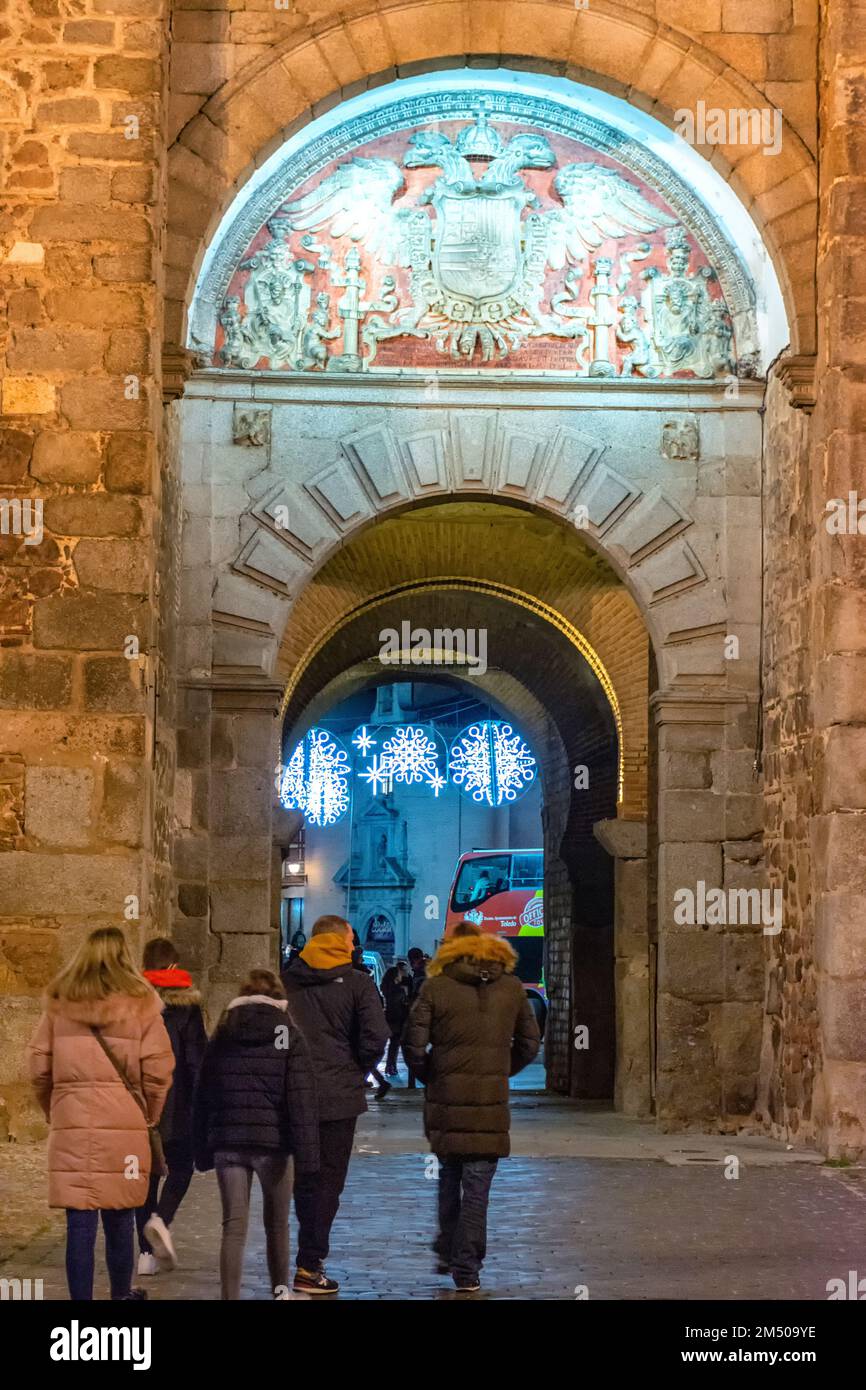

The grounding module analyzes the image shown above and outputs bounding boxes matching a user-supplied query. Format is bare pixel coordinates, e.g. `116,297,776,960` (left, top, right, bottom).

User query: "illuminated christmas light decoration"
380,725,440,787
449,720,537,806
279,727,350,826
359,754,394,796
351,722,448,798
352,725,376,757
428,771,446,798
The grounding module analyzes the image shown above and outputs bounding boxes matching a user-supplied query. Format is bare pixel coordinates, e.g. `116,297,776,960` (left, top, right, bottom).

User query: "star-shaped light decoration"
359,754,393,796
427,771,446,798
352,725,376,757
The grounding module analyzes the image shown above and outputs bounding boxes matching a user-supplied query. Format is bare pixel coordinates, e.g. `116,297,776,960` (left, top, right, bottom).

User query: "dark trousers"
293,1116,356,1271
135,1138,194,1252
385,1031,402,1073
215,1149,293,1301
65,1208,135,1301
436,1157,499,1280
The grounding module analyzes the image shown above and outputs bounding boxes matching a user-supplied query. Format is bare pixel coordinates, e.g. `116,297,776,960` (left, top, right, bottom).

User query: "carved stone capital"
776,353,817,412
593,817,648,860
162,344,197,402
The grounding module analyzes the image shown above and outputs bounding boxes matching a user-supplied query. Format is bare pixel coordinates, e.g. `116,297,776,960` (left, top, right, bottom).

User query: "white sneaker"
137,1252,160,1276
142,1215,177,1270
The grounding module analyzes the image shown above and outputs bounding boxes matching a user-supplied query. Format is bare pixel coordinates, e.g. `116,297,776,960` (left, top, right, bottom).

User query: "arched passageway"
164,65,776,1132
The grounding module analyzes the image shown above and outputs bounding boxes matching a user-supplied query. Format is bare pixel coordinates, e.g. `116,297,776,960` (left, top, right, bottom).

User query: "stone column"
810,0,866,1157
208,683,282,1014
653,690,765,1128
594,818,650,1116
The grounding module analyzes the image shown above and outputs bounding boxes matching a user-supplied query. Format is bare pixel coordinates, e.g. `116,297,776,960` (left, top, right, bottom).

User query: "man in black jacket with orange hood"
281,914,389,1295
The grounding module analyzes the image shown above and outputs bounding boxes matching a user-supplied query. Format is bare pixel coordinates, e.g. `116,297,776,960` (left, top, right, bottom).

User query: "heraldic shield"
432,185,526,306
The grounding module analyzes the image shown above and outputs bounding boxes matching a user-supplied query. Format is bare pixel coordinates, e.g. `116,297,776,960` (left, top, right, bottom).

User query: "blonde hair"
47,926,152,1002
311,914,352,938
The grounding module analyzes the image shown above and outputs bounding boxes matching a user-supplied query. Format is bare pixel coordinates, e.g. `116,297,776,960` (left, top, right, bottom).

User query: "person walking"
193,969,319,1301
135,937,208,1276
281,914,389,1294
27,926,175,1302
351,934,391,1099
381,959,412,1078
405,947,429,1089
403,921,540,1293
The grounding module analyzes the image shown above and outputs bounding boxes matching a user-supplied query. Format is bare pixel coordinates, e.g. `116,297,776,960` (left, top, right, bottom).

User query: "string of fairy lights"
279,719,538,828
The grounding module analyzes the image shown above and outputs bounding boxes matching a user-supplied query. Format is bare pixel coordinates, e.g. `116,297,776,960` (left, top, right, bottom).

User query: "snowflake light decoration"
380,725,439,786
351,722,448,798
279,727,350,826
449,720,537,806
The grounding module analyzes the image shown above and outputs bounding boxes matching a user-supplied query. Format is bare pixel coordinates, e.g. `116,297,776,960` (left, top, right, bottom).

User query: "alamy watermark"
825,492,866,534
0,497,43,545
674,101,782,157
379,622,488,675
673,881,782,935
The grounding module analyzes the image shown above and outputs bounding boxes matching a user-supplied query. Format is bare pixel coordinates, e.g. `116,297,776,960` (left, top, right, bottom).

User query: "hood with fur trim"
427,933,517,978
142,967,202,1008
45,990,163,1027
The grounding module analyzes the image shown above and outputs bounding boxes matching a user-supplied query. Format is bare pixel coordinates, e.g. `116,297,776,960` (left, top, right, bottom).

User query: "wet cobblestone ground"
3,1092,865,1301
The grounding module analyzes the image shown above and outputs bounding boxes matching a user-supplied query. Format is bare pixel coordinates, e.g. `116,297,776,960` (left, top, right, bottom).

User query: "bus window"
511,852,543,888
452,855,510,911
512,936,544,986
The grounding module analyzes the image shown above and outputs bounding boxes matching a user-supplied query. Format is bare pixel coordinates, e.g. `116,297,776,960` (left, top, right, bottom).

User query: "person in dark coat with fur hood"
403,922,540,1293
193,969,319,1301
135,936,208,1276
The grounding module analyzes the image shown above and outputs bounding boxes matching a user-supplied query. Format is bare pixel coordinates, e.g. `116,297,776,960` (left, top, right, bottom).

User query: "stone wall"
0,0,169,1135
760,371,818,1143
757,1,866,1159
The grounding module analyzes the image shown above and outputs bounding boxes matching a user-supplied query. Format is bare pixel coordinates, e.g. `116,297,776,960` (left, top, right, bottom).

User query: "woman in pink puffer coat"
28,926,174,1301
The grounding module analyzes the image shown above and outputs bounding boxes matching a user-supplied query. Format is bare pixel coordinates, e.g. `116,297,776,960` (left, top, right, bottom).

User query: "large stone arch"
278,595,621,1103
171,366,765,1125
164,2,816,357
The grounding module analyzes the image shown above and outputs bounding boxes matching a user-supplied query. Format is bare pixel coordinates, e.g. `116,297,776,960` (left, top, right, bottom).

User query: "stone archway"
171,430,765,1123
279,581,622,1103
165,57,772,1132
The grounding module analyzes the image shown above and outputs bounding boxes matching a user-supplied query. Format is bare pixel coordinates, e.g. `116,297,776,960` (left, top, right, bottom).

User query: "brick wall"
0,0,168,1135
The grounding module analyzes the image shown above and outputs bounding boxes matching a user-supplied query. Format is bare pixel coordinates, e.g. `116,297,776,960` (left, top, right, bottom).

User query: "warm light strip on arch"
279,577,625,804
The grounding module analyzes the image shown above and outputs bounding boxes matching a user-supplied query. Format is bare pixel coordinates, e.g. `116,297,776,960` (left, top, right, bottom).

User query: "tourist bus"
444,848,546,1034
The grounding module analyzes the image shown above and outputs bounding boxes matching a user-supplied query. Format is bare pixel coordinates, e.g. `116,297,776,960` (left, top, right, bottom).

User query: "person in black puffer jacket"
137,937,209,1277
281,915,389,1295
193,969,319,1301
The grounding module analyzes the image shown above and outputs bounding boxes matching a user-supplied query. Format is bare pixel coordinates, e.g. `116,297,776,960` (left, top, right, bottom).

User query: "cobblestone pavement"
3,1092,865,1301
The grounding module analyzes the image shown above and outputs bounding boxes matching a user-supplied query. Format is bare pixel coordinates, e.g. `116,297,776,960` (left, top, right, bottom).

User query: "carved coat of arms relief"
215,109,737,378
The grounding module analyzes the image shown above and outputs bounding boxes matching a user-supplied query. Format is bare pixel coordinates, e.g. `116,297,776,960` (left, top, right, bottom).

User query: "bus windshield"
451,855,511,911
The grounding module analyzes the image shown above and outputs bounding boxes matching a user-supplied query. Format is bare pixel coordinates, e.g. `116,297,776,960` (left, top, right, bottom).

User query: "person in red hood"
136,937,208,1277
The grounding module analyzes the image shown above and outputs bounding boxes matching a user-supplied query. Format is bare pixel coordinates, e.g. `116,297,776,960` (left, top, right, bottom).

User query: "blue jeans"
436,1157,498,1279
65,1208,135,1300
